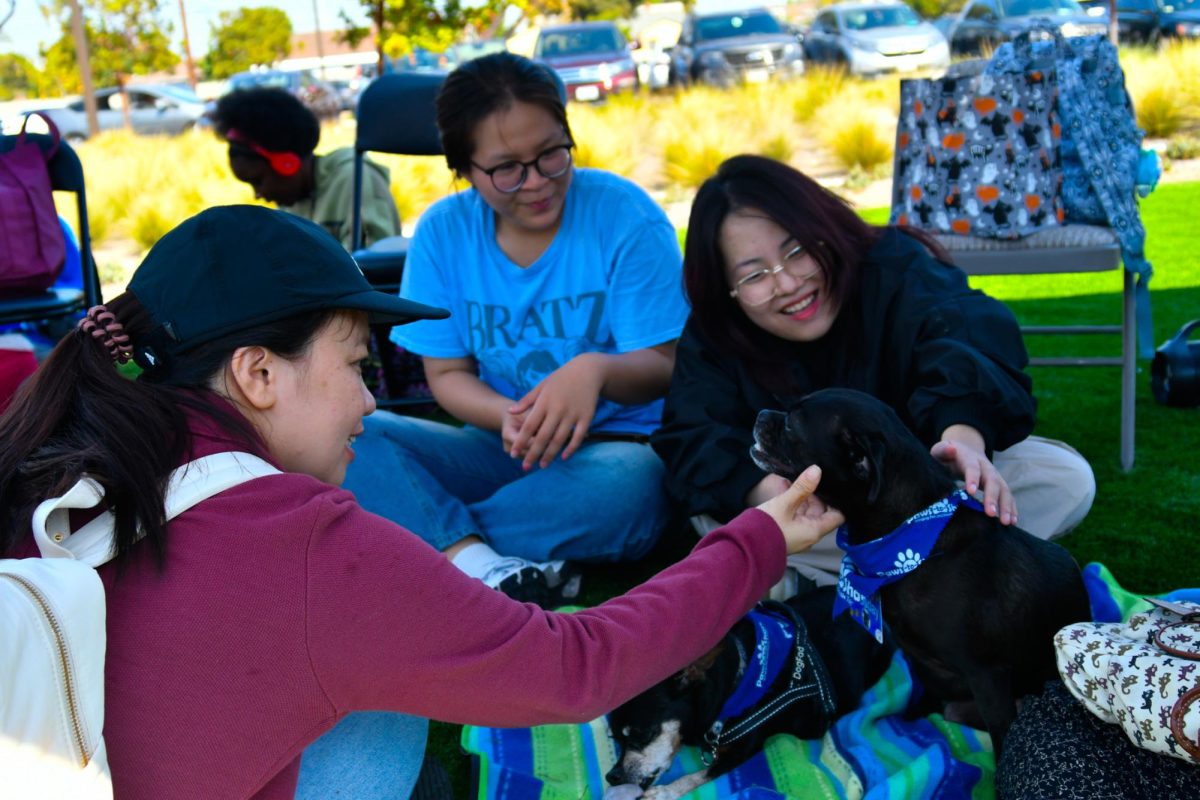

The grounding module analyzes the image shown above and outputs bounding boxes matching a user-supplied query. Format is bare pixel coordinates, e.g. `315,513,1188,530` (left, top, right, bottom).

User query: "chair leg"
1120,269,1136,472
371,324,405,399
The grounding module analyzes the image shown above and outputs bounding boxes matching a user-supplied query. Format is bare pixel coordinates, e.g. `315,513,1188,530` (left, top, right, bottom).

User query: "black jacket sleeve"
650,320,771,522
874,232,1035,452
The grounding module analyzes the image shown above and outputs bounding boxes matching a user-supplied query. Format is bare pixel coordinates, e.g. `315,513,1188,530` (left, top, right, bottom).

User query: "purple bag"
0,112,67,294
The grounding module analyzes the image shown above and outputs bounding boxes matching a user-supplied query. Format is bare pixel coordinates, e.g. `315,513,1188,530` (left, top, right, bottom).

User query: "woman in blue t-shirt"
344,53,688,607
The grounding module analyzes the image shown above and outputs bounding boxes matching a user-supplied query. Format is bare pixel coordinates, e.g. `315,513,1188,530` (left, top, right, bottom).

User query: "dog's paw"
640,771,711,800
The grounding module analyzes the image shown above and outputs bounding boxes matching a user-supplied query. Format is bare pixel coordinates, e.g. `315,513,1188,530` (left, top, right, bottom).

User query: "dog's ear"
841,427,886,505
673,642,723,691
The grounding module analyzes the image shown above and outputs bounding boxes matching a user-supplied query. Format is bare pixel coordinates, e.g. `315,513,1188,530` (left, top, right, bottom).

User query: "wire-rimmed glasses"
728,245,821,307
470,144,574,193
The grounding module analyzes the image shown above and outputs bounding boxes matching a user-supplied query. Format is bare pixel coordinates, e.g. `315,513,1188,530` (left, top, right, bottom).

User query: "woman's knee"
585,445,671,560
497,443,670,562
996,436,1097,538
297,713,428,800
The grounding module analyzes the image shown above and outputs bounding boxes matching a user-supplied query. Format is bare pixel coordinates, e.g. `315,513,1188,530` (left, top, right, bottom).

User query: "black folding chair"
351,72,447,410
0,134,101,330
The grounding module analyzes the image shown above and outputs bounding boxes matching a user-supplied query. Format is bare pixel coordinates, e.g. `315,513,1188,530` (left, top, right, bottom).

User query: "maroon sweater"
38,412,785,798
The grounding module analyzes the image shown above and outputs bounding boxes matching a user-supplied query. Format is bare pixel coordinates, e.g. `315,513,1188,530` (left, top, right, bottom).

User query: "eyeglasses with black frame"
470,144,574,193
728,244,821,307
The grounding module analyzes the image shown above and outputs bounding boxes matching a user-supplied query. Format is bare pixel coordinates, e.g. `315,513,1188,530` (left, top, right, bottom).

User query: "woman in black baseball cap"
0,205,841,799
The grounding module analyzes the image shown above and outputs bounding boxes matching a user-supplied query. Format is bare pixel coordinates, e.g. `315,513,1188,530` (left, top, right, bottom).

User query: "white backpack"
0,452,278,798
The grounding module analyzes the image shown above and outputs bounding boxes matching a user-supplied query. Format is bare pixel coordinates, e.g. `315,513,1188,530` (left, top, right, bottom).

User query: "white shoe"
481,557,582,607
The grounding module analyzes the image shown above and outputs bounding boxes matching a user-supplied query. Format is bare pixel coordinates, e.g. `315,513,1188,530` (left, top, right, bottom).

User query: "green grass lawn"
430,181,1200,796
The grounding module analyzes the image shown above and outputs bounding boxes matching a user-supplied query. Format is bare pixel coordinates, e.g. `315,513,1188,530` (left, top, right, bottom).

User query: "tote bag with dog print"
889,68,1065,240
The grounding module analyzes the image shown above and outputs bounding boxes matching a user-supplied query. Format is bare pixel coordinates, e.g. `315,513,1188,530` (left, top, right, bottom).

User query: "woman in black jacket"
651,155,1095,589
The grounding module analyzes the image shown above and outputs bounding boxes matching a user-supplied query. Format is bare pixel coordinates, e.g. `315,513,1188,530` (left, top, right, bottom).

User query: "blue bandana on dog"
717,608,795,721
833,489,984,643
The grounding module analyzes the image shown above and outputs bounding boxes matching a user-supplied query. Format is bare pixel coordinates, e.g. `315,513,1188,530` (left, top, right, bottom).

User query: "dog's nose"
605,764,627,786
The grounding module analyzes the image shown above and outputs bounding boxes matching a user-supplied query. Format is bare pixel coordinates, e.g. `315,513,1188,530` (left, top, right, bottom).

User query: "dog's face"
606,647,723,789
606,684,688,789
751,389,896,510
751,388,941,536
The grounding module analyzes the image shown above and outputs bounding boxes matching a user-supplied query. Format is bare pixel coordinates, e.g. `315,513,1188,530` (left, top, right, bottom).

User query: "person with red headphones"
212,87,401,250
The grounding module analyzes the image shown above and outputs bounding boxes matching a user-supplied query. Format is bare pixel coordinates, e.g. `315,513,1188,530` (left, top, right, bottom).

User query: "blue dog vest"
702,602,836,766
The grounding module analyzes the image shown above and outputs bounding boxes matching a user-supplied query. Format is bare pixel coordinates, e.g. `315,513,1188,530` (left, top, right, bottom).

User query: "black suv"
937,0,1107,55
672,8,805,87
1079,0,1200,44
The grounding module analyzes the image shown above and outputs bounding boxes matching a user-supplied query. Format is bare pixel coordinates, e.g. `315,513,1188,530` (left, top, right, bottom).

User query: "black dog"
750,388,1091,756
605,588,893,798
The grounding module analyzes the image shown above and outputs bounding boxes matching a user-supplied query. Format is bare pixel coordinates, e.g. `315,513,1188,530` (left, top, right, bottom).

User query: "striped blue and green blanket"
462,563,1200,800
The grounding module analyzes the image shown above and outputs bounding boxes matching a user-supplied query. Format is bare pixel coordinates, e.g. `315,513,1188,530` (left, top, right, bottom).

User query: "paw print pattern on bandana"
894,548,923,572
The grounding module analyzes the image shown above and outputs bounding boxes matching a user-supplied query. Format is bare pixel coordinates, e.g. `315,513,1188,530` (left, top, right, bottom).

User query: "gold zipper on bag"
0,571,90,767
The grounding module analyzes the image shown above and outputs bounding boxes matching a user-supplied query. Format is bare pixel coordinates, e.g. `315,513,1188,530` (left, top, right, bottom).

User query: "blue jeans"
296,712,427,799
344,412,669,562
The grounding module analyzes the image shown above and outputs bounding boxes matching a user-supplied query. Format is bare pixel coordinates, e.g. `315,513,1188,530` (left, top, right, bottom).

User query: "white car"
804,1,951,77
9,84,209,142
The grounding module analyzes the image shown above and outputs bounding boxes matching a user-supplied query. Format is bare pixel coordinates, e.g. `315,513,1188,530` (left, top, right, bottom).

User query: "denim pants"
296,712,427,799
343,411,670,562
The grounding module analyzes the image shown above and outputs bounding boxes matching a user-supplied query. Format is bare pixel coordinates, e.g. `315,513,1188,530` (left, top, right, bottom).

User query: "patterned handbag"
890,68,1064,240
1055,599,1200,764
987,26,1156,357
988,28,1142,227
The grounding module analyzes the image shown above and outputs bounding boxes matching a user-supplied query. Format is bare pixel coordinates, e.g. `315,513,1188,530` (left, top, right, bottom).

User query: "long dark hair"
436,52,572,178
0,292,337,563
683,155,946,386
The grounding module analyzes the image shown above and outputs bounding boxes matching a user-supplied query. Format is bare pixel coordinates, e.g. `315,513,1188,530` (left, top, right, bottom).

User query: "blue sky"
2,0,369,65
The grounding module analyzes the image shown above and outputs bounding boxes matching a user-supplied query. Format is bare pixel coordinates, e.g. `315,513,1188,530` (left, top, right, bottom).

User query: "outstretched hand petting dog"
930,423,1017,525
757,465,845,555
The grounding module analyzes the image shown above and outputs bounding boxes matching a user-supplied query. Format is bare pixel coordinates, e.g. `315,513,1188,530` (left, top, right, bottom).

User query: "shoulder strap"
32,452,280,566
17,111,61,159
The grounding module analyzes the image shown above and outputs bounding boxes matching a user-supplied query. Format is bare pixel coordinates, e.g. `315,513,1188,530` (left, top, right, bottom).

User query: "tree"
345,0,499,72
568,0,632,22
201,6,292,79
88,0,179,85
0,52,40,99
479,0,566,40
40,0,178,129
41,32,88,94
903,0,960,20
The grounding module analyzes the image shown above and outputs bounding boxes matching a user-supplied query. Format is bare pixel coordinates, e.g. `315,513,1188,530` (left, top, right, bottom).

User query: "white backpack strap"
32,452,279,567
161,452,279,519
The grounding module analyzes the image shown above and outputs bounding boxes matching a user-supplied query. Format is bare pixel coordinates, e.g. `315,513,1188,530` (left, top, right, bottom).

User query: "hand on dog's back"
757,465,845,555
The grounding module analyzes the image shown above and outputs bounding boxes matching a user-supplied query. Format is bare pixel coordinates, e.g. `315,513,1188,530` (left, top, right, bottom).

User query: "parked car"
673,7,805,87
937,0,1108,55
804,1,951,76
225,69,342,120
1079,0,1200,43
446,39,509,67
10,84,208,142
325,78,359,112
533,22,639,102
391,47,453,73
